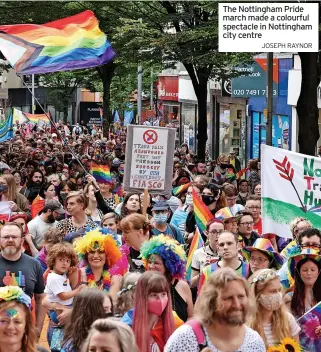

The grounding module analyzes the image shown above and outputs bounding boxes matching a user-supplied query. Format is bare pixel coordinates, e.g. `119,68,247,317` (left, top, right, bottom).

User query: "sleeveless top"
171,279,188,322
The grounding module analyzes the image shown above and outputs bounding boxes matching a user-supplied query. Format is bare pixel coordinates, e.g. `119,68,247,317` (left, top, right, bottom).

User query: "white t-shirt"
28,216,57,248
263,312,301,347
44,272,73,306
164,324,265,352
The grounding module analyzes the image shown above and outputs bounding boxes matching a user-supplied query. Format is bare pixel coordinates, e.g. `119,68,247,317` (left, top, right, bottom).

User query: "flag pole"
18,75,88,175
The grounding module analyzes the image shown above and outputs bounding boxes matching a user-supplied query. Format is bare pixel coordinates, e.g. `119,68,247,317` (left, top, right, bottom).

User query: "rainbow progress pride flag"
192,189,214,232
185,226,204,282
0,10,116,74
91,162,112,184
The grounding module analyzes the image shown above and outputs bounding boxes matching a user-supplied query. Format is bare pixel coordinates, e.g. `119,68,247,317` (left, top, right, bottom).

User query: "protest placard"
123,125,176,195
262,145,321,238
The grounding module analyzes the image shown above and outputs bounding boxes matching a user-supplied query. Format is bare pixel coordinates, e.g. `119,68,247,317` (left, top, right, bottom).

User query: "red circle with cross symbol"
143,130,158,144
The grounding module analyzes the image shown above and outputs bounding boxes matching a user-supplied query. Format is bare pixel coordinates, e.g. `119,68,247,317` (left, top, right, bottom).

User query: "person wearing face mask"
121,271,183,352
213,154,237,187
150,201,184,244
248,269,300,349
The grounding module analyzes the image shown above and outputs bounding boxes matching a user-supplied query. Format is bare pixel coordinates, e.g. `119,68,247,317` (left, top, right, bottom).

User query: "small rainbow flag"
185,227,204,282
90,162,112,184
0,10,116,74
172,182,192,196
309,204,321,213
192,189,214,233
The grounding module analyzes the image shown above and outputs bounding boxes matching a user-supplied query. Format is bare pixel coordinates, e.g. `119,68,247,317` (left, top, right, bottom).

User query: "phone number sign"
231,58,278,98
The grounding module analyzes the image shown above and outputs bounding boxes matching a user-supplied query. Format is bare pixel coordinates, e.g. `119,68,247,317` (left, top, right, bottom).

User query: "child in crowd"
45,242,85,324
36,228,64,273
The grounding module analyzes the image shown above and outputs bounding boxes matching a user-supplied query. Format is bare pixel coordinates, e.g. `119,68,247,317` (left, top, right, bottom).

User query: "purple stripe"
17,46,116,74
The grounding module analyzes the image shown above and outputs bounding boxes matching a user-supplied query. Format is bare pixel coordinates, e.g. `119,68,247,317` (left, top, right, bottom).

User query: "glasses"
239,222,254,227
246,206,261,210
208,230,224,236
1,236,21,241
250,257,269,264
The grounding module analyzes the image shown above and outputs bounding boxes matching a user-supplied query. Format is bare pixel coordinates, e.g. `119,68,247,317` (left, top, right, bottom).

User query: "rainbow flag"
0,10,116,74
24,112,50,126
172,182,192,196
192,189,214,232
91,162,112,184
185,227,204,282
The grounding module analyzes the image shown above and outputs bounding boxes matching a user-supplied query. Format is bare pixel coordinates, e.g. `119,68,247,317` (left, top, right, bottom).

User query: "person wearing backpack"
72,123,82,137
150,201,184,244
165,268,266,352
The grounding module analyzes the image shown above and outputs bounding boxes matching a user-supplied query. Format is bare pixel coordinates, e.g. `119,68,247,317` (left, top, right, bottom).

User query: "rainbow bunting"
172,182,192,196
185,226,204,282
192,189,214,233
90,162,112,184
0,10,116,74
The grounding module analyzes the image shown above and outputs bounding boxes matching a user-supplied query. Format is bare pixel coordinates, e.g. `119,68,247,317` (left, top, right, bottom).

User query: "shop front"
231,55,293,160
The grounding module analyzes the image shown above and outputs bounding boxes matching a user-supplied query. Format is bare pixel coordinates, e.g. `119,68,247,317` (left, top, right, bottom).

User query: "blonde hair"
101,212,120,225
81,318,139,352
196,267,250,326
115,272,141,316
1,174,17,201
65,191,88,210
289,217,312,235
248,269,291,347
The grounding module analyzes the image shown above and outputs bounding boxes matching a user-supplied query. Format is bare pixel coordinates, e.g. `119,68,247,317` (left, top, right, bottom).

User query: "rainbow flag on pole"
192,189,214,232
0,10,116,74
185,226,204,282
90,162,112,184
24,112,50,126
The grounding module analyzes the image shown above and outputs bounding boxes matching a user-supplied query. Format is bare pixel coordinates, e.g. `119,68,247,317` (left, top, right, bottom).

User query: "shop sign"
232,58,279,98
79,102,102,127
157,76,179,101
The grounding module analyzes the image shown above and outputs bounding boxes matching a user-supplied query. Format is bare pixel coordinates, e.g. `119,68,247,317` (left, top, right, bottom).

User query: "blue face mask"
154,213,168,224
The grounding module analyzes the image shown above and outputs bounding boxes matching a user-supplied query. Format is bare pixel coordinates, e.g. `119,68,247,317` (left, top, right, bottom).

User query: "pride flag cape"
185,226,204,282
0,10,116,74
90,162,112,184
236,168,248,180
192,189,214,233
172,182,192,196
0,114,13,142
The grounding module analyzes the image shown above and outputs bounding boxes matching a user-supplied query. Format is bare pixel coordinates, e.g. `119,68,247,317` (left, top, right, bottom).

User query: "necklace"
85,265,111,292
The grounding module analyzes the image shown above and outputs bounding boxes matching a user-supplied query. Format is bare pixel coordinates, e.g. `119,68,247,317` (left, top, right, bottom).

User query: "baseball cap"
45,200,65,214
151,200,170,211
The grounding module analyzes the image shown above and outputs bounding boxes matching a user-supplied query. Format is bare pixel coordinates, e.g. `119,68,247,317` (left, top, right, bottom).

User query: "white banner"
262,145,321,239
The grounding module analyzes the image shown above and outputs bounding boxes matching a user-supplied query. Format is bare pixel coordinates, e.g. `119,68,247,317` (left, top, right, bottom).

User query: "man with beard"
0,223,46,338
198,231,249,293
165,268,265,351
20,168,45,203
28,200,65,249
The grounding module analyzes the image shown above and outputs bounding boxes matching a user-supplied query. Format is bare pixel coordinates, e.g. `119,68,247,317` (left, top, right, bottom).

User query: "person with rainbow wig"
140,235,193,322
74,228,128,302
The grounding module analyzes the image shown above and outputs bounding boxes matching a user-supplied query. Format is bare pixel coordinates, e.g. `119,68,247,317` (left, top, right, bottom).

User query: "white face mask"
185,194,193,205
258,292,283,311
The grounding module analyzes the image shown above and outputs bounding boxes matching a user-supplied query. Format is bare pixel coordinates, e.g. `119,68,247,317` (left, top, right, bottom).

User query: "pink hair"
132,271,175,352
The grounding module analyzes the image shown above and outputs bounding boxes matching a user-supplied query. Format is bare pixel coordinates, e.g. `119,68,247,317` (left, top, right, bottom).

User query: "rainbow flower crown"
0,286,31,309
